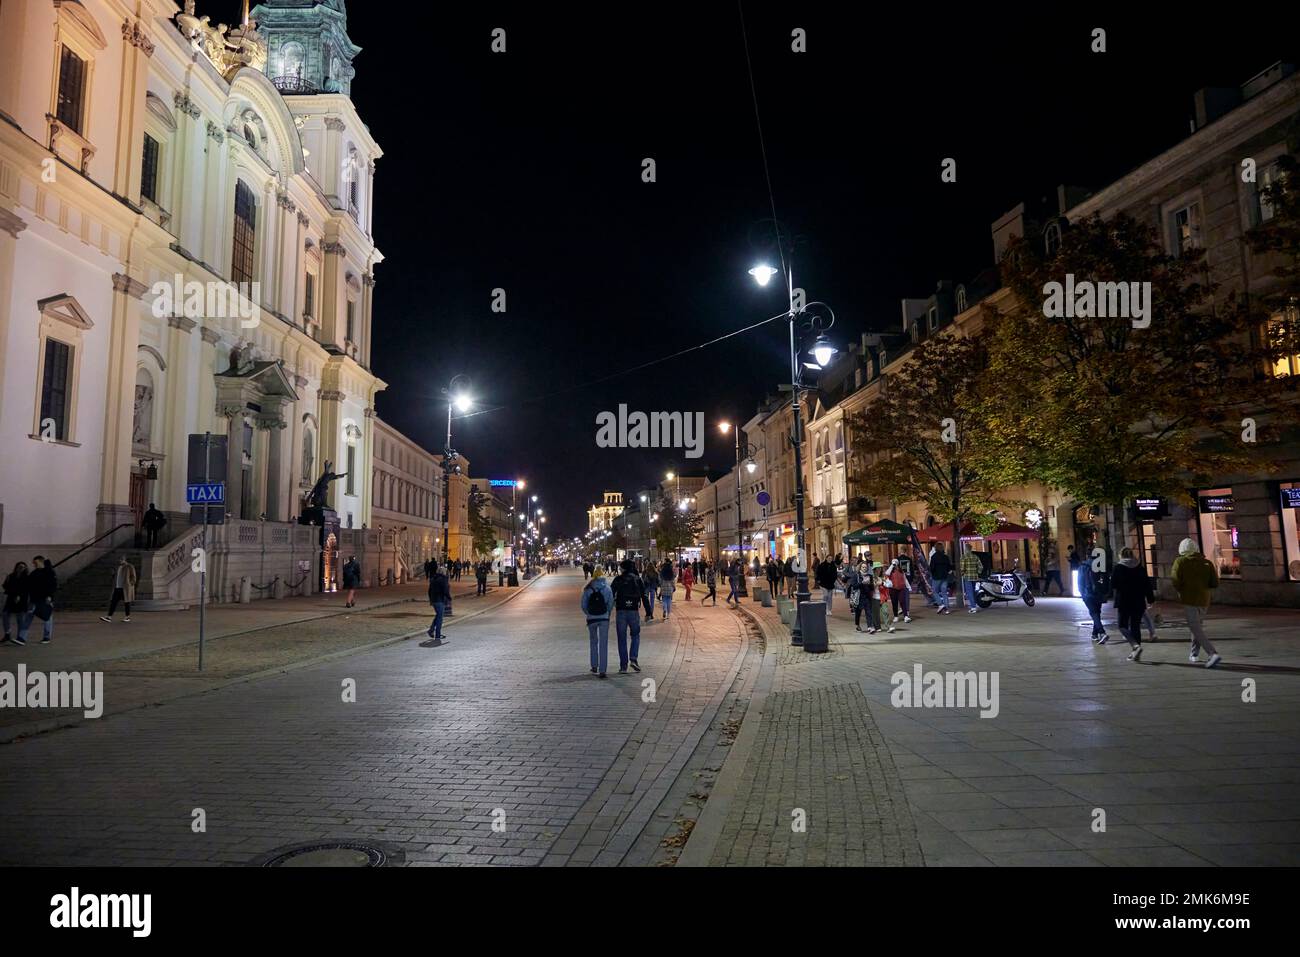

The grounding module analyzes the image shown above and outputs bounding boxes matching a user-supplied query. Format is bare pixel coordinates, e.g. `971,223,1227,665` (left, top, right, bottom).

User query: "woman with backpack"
1112,546,1155,661
641,563,658,621
581,566,614,678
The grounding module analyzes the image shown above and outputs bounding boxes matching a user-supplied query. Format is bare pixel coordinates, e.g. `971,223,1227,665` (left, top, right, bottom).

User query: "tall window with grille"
346,299,355,343
40,339,72,441
232,181,257,285
56,46,87,134
140,134,160,204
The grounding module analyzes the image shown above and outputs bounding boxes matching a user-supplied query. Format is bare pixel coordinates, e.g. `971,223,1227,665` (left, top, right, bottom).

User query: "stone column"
115,17,155,200
0,209,27,428
222,404,244,522
160,315,197,517
259,404,288,522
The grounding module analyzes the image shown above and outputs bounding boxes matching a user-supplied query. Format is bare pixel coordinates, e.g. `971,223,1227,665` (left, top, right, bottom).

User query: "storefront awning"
843,519,915,545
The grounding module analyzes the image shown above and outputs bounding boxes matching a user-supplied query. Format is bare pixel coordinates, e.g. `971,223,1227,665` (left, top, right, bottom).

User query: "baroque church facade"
0,0,387,599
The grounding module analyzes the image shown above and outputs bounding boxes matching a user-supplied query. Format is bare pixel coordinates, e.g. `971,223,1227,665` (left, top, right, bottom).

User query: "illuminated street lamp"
750,257,838,646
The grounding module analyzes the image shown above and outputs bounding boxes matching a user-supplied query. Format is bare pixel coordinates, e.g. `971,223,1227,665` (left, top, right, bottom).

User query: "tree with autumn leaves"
978,210,1293,551
848,332,1027,606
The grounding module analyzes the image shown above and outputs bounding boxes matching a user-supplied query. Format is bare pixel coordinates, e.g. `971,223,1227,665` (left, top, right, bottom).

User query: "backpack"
586,585,608,616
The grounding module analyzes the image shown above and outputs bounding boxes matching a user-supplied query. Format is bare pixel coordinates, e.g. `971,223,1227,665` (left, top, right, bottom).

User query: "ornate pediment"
37,294,94,330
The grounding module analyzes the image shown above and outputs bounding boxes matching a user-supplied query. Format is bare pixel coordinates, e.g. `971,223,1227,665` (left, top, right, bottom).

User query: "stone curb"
677,601,786,866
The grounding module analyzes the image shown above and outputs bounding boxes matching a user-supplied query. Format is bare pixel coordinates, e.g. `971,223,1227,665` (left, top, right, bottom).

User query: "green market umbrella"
843,520,915,545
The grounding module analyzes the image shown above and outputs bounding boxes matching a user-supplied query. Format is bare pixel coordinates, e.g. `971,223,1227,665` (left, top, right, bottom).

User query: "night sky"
218,3,1296,541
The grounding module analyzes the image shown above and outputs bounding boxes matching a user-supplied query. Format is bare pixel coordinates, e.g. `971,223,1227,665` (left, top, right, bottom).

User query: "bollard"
239,576,251,604
799,600,829,653
777,596,795,625
273,577,285,600
761,589,773,608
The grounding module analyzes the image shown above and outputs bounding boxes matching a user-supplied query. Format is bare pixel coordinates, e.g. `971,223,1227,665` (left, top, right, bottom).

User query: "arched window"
232,180,257,285
955,285,968,313
833,421,844,463
1043,222,1062,258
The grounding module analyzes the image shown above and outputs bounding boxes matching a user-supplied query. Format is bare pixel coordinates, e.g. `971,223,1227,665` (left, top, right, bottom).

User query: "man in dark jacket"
19,556,57,645
929,544,954,614
143,503,167,549
815,554,840,614
426,561,451,643
612,560,646,673
475,560,488,596
1079,551,1112,643
1111,546,1154,661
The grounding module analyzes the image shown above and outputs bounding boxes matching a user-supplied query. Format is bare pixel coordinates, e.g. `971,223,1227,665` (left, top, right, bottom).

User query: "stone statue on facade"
307,459,348,508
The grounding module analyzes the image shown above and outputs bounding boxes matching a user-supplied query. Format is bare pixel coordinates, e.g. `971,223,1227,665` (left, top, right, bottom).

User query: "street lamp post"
720,422,745,568
751,259,838,645
441,375,472,616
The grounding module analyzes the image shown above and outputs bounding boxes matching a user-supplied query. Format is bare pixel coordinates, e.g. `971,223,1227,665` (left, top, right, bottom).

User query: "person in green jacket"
1170,538,1221,668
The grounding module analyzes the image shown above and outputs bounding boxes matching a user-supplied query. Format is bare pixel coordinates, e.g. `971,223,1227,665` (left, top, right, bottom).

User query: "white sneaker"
1206,654,1221,669
888,625,896,633
100,616,112,623
1127,646,1143,661
903,616,912,623
1188,654,1199,662
968,608,978,614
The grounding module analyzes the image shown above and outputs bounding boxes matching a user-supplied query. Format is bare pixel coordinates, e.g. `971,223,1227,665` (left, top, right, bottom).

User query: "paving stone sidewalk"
688,595,1300,866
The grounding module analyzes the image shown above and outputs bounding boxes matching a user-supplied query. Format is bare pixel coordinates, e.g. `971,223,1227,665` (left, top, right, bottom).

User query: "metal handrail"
53,523,132,569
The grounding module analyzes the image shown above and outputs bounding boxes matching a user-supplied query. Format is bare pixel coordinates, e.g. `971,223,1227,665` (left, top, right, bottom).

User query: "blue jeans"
3,608,30,637
661,593,673,617
616,610,641,669
934,579,949,609
588,618,609,673
1084,597,1105,636
727,581,739,603
963,579,977,608
644,587,656,617
428,600,446,639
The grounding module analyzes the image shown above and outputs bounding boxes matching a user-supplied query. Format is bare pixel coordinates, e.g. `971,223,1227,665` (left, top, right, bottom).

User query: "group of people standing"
2,557,58,645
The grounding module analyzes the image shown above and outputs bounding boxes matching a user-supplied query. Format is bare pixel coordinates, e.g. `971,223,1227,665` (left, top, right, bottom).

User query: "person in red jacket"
681,563,694,601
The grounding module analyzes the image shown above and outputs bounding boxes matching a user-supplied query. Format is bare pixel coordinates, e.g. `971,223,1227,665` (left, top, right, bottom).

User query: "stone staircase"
54,549,148,611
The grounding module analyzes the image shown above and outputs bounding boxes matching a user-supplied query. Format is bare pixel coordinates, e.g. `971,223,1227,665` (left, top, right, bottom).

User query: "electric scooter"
973,564,1036,608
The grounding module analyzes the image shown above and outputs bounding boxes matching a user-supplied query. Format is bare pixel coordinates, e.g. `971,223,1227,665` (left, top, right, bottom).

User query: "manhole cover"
254,840,403,867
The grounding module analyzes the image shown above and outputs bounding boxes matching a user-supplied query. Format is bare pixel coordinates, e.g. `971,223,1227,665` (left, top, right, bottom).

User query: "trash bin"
799,600,829,653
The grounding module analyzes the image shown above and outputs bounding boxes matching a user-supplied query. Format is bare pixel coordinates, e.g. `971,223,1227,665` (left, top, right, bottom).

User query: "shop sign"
1281,487,1300,509
1198,495,1234,514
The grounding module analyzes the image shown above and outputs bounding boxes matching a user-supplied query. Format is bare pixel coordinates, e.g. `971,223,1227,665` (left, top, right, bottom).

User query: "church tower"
251,1,361,96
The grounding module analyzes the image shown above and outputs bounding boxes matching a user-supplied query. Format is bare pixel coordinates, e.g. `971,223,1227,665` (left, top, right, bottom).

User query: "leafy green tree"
849,332,1027,605
651,496,703,560
466,487,497,558
1243,134,1300,376
980,212,1287,550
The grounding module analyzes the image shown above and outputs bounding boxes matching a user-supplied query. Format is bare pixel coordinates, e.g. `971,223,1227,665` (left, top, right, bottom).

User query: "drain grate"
254,840,403,868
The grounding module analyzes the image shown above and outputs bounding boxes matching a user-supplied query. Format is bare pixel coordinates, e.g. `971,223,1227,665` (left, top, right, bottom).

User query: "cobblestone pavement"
687,594,1300,866
0,577,522,740
0,569,750,866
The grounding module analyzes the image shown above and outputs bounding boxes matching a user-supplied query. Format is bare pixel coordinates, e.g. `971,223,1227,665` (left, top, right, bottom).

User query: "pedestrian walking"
887,558,912,622
705,561,718,605
581,566,614,678
681,563,694,601
1079,552,1112,643
725,559,742,606
816,554,838,614
142,503,167,549
960,544,982,614
341,555,360,608
641,563,658,621
16,555,57,645
1171,537,1222,668
872,562,895,633
611,560,645,674
845,562,866,632
1112,546,1155,661
2,562,30,644
1041,541,1064,595
426,560,451,643
929,544,953,614
782,556,795,597
99,556,137,623
476,561,488,595
660,573,676,619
